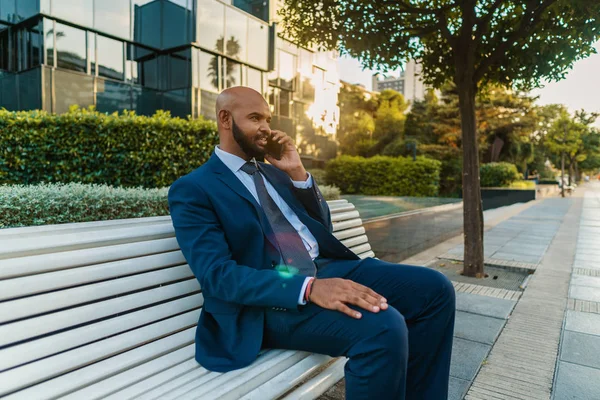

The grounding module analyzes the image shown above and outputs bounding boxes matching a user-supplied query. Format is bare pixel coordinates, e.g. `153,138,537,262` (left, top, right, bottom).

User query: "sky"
338,41,600,126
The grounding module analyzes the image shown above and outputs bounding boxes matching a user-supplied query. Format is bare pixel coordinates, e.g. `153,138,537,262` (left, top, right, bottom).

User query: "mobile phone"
265,135,283,160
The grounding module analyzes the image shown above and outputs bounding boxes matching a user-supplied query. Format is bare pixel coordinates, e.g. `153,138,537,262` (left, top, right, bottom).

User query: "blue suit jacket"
168,153,359,372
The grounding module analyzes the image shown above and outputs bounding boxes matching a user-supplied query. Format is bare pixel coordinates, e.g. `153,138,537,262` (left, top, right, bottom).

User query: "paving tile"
448,377,471,400
491,252,542,264
454,311,506,345
575,253,600,263
573,261,600,271
456,292,517,319
565,310,600,336
450,337,491,381
570,285,600,303
560,331,600,369
571,275,600,289
553,361,600,400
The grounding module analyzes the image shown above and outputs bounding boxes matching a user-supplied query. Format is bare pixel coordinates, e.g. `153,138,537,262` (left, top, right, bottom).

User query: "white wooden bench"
0,200,375,400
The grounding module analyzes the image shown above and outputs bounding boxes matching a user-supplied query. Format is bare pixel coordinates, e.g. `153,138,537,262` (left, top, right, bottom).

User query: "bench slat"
238,354,332,400
332,218,363,232
324,200,348,207
281,358,346,400
0,216,172,239
0,238,181,280
192,351,310,400
0,313,198,397
0,295,203,371
358,250,376,260
102,358,203,400
1,328,195,400
328,204,355,214
1,267,193,322
340,235,368,249
59,345,195,400
330,210,360,223
0,280,200,347
0,251,187,301
349,243,371,256
332,226,365,241
0,223,175,260
146,350,287,400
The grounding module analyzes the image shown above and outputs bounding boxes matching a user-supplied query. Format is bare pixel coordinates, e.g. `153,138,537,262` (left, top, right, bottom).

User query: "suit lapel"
207,154,281,252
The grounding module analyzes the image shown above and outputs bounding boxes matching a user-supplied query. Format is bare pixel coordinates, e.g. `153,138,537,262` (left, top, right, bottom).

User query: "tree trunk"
457,82,484,278
569,162,574,186
575,162,580,183
561,152,565,198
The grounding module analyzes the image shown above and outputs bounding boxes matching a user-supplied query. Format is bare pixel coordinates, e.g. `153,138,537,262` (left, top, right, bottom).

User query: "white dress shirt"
214,146,317,304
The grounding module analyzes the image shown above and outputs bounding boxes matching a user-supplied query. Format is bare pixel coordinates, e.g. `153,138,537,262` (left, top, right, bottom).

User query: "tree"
544,112,585,196
368,90,408,156
280,0,600,277
337,83,377,156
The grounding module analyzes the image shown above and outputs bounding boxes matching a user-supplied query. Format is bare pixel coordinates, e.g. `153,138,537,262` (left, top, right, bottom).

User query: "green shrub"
419,145,462,197
0,182,169,228
319,184,341,200
480,162,521,187
0,182,343,228
325,155,441,197
509,180,536,189
0,107,218,188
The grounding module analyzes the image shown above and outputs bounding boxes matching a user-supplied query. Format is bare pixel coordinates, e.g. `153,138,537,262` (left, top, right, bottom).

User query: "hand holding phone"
265,133,284,160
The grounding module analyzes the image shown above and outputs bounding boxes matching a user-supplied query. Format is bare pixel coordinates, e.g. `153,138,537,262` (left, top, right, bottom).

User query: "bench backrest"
0,200,373,399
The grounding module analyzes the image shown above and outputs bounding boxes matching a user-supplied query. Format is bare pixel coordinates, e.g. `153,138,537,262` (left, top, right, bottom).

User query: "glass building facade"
0,0,340,162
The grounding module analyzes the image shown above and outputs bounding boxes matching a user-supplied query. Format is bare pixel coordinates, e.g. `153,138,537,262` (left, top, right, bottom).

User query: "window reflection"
162,0,193,49
43,18,54,67
225,7,246,62
198,50,219,92
97,35,124,80
225,58,241,88
55,23,86,73
16,0,37,22
0,0,16,23
52,0,94,28
279,89,292,117
197,0,224,53
169,49,191,90
88,32,95,75
94,0,131,40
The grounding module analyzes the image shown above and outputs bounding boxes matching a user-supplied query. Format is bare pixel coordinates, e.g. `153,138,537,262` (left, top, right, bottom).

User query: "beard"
232,117,265,160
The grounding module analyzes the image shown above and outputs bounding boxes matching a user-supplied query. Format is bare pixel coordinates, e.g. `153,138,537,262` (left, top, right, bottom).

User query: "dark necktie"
241,161,316,277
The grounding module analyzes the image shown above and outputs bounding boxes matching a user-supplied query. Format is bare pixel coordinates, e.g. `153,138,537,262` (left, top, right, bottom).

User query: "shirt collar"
215,146,255,174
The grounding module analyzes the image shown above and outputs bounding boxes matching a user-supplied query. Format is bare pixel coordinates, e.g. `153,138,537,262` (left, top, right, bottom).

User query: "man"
168,87,455,399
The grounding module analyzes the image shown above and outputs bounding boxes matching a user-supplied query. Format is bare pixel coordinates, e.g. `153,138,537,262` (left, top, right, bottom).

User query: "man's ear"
218,110,232,129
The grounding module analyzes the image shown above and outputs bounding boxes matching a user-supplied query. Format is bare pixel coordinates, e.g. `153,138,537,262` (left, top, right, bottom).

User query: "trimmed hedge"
509,180,536,189
480,162,521,187
325,155,441,197
0,182,343,228
0,107,219,188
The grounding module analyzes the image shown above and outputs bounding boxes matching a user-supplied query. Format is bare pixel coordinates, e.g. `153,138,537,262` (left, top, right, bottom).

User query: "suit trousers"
262,257,456,400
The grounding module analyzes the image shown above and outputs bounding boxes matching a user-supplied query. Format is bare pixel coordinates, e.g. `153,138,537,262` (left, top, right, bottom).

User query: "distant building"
372,59,426,103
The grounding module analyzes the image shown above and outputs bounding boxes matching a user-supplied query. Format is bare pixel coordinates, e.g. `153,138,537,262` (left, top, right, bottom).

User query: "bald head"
215,86,273,160
216,87,267,120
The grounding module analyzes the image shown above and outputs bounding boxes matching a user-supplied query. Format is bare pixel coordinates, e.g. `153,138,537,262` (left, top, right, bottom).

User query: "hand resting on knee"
308,278,388,319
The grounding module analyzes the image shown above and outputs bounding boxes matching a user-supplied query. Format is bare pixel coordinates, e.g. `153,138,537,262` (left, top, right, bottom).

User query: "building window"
224,58,241,88
55,23,87,73
197,50,219,92
225,7,247,62
197,0,225,53
52,0,94,28
97,35,124,81
94,0,131,40
96,78,132,113
132,0,161,49
246,66,262,93
0,0,16,23
88,31,95,75
168,49,191,90
17,20,43,71
278,50,296,90
279,89,292,118
233,0,269,22
247,18,268,70
54,69,94,114
43,18,54,67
